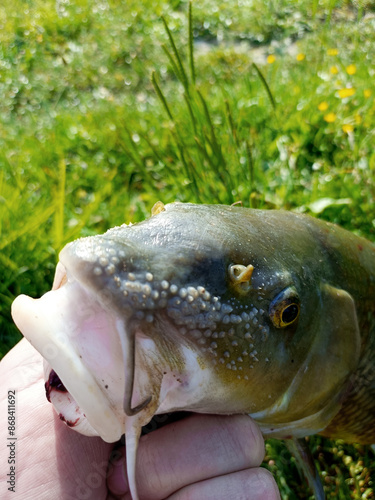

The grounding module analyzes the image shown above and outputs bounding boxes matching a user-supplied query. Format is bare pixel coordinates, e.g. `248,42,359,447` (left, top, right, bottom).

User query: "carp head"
11,202,361,499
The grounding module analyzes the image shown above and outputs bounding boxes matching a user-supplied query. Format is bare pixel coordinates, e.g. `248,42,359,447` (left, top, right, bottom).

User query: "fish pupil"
282,304,299,324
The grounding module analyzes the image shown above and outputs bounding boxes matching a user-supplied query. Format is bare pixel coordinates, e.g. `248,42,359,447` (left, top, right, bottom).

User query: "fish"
11,202,375,500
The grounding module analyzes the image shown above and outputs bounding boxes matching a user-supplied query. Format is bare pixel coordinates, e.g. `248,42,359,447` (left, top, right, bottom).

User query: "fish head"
11,202,360,444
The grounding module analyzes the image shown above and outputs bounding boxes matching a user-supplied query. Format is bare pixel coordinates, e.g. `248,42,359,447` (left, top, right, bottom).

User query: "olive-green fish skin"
61,203,375,443
294,214,375,444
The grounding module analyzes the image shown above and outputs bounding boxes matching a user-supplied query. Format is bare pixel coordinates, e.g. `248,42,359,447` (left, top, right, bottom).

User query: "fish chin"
11,270,136,443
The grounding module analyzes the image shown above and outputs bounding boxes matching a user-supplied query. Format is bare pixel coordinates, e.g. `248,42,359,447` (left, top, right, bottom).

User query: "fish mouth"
44,367,96,434
11,262,158,443
11,252,220,500
11,255,218,444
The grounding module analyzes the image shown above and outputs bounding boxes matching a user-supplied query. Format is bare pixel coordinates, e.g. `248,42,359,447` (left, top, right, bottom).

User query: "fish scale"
320,300,375,443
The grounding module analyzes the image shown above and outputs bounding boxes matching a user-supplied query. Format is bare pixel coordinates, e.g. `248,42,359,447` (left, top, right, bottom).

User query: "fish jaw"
11,281,128,442
10,264,227,441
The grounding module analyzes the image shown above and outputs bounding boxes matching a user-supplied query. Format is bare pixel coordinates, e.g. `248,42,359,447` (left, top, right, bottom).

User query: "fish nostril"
45,370,67,403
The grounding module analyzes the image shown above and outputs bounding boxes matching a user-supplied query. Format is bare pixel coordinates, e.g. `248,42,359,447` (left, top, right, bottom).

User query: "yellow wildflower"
355,114,362,124
330,65,339,75
296,53,305,61
338,88,356,98
318,101,329,111
327,48,339,56
324,112,336,123
346,64,356,75
364,89,372,98
342,124,354,134
267,54,276,64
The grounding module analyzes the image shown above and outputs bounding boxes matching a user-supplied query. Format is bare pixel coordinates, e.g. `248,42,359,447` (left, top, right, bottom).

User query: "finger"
167,467,281,500
0,338,44,390
0,339,113,500
107,413,265,500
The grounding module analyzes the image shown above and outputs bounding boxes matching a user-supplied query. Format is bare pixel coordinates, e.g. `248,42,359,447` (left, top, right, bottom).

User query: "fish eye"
269,287,300,328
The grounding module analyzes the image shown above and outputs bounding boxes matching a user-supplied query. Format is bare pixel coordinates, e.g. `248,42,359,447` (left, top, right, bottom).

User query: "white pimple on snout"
106,264,116,275
99,257,108,267
187,287,199,299
222,304,233,314
161,280,169,290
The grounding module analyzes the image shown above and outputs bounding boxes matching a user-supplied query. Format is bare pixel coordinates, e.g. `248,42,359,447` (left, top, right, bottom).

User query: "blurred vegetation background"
0,0,374,498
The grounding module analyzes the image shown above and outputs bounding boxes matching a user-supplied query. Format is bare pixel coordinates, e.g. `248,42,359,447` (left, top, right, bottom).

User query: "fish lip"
11,281,127,443
13,256,167,441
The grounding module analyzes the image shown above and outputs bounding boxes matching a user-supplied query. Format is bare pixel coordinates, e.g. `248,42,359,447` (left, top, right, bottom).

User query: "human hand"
108,413,281,500
0,339,280,500
0,338,113,499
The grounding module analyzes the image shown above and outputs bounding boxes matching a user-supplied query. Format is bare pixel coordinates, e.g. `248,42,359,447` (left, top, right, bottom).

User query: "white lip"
11,282,124,443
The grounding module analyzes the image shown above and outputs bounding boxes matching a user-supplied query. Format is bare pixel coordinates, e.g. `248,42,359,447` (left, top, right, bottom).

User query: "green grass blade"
252,62,276,110
196,90,221,156
224,99,238,146
162,44,184,83
188,1,196,85
54,157,66,252
246,139,254,188
0,204,56,252
183,92,198,134
162,16,189,92
174,136,201,202
151,71,174,121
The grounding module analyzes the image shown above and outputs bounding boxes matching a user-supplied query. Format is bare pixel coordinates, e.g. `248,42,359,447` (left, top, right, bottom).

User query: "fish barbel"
11,202,375,499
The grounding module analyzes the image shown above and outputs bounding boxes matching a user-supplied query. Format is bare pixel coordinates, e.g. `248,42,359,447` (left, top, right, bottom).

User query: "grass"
1,0,374,498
